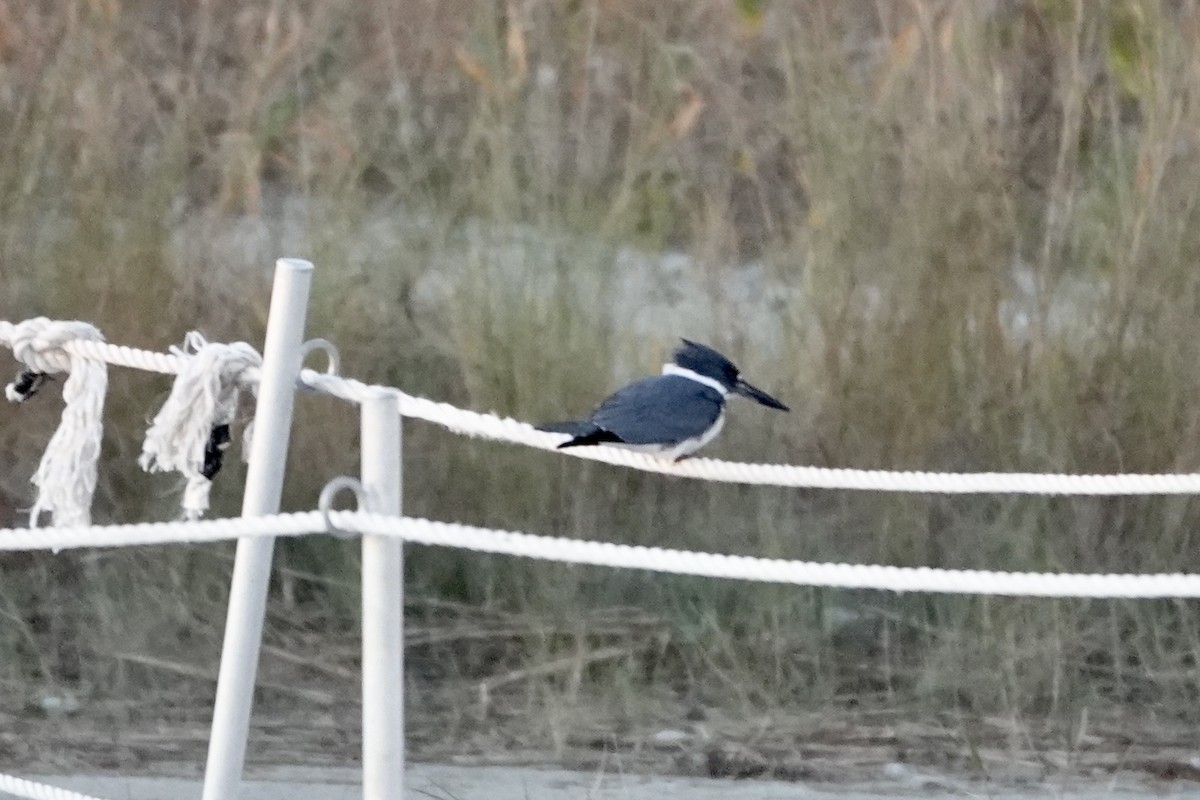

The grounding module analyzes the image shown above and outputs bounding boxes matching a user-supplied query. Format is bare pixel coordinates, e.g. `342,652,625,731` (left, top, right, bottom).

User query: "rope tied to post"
2,317,108,527
140,332,263,519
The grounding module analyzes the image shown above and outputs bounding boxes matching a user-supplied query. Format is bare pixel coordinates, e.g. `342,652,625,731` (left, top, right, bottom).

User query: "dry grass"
4,0,1200,745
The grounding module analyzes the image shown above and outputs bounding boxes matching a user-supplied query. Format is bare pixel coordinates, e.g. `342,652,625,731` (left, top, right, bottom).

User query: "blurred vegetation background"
5,0,1200,747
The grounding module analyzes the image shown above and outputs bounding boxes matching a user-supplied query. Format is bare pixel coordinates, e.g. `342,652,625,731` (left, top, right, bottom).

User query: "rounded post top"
276,257,315,272
363,386,401,404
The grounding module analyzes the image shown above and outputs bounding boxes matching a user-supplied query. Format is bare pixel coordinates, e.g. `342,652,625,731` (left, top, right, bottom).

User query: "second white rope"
3,510,1199,599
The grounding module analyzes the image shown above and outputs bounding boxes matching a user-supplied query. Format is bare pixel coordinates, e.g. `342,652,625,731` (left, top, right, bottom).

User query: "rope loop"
319,476,366,539
8,317,104,371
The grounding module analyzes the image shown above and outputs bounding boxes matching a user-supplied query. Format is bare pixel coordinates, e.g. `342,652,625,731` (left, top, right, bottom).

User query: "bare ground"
6,611,1200,796
7,674,1200,797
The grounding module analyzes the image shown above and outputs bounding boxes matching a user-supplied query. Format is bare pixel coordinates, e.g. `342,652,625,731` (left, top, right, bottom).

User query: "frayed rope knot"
140,332,262,519
2,317,108,528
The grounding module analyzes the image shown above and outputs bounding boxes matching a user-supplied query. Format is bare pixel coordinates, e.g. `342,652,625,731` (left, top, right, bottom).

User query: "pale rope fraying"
140,332,263,519
2,318,108,527
3,510,1200,599
1,320,267,522
0,774,109,800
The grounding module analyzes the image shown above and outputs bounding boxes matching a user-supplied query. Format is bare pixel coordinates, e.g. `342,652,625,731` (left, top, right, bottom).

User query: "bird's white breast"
608,410,726,461
670,410,726,459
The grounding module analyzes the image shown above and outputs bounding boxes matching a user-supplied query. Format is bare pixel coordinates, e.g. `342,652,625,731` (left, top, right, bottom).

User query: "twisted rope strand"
300,370,1200,495
0,774,110,800
2,511,1198,599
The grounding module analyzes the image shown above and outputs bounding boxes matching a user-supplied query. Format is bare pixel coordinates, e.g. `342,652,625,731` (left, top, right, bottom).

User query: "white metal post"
360,389,404,799
202,258,314,800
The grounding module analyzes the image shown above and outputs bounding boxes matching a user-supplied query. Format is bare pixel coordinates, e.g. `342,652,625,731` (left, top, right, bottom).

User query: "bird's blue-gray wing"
589,375,723,444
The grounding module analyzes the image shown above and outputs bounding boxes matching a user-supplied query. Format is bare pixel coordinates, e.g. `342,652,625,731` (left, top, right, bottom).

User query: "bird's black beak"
734,378,789,411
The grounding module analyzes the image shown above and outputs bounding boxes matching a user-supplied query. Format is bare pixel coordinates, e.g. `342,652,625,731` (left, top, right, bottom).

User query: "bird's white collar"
662,363,728,396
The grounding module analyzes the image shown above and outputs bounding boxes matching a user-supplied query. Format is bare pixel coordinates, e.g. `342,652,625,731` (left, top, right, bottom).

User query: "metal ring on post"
300,338,340,375
319,476,365,539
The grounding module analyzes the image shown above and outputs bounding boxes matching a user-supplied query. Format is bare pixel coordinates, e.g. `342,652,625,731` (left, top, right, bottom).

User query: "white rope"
0,511,323,552
0,321,183,376
3,319,108,527
3,510,1200,599
0,773,109,800
0,320,266,524
140,333,262,519
341,513,1200,599
300,370,1200,495
9,319,1200,497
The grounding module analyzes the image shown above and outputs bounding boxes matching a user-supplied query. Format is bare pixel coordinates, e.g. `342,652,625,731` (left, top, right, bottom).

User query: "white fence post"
202,258,313,800
360,389,404,799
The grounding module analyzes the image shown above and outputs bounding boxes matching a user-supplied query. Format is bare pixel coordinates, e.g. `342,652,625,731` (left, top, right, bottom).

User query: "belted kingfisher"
538,339,789,461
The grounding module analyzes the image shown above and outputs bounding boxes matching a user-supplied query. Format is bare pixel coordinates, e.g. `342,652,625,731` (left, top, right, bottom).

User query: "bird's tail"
535,420,596,436
535,421,622,449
